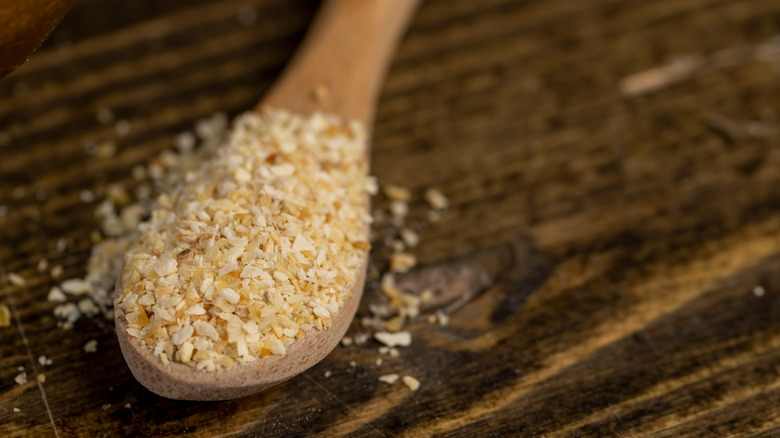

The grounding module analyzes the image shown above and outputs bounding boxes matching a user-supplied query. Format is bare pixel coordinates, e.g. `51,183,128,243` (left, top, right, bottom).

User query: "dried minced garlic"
115,109,371,371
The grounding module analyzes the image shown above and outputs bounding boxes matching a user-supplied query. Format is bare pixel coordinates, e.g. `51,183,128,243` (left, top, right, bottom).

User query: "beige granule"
50,265,64,279
364,176,379,196
388,238,405,253
61,278,91,295
107,184,131,205
78,298,100,317
175,131,196,154
378,373,399,384
37,374,46,383
389,253,416,274
47,287,66,303
400,228,419,248
115,109,370,371
389,201,408,219
384,315,405,332
380,273,403,307
424,188,448,210
53,303,80,325
37,259,49,272
8,273,26,287
378,346,401,357
84,340,98,353
375,331,411,347
383,184,411,202
13,407,20,413
402,375,420,391
14,372,27,385
354,332,370,345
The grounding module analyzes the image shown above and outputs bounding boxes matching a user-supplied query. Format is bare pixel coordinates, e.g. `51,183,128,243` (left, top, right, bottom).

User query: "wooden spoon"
115,0,420,401
0,0,74,78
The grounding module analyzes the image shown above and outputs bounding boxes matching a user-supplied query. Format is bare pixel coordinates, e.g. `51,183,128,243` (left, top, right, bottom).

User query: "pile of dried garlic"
114,109,372,371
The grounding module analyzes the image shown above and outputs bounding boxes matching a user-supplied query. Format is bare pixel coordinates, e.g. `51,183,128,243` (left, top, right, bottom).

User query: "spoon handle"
260,0,420,124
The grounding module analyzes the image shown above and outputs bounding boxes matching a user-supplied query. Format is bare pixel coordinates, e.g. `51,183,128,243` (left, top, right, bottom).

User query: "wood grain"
3,0,780,436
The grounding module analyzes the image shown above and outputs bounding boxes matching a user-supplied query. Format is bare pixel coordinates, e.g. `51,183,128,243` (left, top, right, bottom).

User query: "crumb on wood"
84,340,98,353
8,272,26,287
402,375,420,391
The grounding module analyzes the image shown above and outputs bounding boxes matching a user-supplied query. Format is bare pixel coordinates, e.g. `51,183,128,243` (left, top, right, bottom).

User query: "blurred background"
3,0,780,436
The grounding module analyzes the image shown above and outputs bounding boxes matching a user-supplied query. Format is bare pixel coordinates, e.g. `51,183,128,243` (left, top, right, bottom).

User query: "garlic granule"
114,109,371,371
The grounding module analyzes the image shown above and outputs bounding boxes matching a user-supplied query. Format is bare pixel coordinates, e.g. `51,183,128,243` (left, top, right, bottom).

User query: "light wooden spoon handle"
260,0,420,124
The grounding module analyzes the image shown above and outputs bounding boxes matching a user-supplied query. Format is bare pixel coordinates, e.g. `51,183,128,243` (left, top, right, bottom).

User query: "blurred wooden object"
0,0,74,77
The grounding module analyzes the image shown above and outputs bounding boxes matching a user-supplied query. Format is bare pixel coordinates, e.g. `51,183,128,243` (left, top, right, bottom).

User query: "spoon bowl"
115,269,365,400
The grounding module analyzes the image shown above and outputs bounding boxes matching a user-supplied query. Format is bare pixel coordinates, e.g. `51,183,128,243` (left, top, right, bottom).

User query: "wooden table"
3,0,780,436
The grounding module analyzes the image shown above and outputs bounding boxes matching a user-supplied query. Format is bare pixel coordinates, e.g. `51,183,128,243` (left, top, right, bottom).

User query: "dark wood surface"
3,0,780,436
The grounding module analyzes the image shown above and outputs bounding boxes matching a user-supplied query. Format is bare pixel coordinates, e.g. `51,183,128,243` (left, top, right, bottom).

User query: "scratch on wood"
620,33,780,97
302,373,388,438
704,111,745,145
619,55,703,97
0,262,60,438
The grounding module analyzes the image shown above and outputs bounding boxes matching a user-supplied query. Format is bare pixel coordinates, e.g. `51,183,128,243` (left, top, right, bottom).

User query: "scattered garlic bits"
378,373,399,384
402,375,420,391
115,109,371,371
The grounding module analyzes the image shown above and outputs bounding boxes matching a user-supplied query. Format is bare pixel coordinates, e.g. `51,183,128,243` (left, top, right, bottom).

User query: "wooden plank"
2,0,780,436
